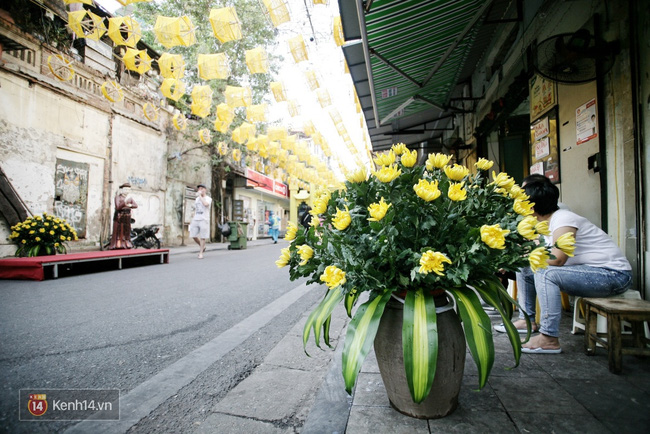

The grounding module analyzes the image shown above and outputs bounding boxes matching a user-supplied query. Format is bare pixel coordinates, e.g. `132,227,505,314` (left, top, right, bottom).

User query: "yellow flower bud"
447,182,467,201
367,197,391,222
275,247,291,268
528,247,550,272
480,224,510,249
418,250,452,276
444,164,469,181
425,153,452,170
320,265,346,289
475,158,494,171
400,149,417,168
555,233,576,257
332,206,352,231
391,143,408,155
372,165,401,183
373,150,396,166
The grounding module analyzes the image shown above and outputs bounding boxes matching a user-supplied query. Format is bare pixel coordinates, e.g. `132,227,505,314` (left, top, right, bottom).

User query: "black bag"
219,222,231,237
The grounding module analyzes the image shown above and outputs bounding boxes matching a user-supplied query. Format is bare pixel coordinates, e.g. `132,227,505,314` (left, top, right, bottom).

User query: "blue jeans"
516,265,632,337
270,228,279,242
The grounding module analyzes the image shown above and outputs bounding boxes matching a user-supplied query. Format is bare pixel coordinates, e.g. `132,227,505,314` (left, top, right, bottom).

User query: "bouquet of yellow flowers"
9,213,78,257
277,143,576,404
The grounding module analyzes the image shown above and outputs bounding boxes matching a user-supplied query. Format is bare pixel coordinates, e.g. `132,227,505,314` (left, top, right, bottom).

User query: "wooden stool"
584,297,650,373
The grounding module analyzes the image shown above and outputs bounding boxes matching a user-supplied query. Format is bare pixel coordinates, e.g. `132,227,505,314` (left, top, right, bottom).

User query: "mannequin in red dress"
108,183,138,249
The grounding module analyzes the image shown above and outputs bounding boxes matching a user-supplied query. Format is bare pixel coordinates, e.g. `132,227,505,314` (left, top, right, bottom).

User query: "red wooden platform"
0,249,169,281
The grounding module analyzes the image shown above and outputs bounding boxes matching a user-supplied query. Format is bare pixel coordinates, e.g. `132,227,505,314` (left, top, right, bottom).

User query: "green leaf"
322,315,332,348
447,287,494,389
344,290,360,318
342,289,392,394
403,288,438,403
302,287,344,355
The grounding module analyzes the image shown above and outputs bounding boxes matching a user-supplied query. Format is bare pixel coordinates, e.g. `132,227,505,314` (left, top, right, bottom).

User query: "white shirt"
544,209,631,271
193,195,212,222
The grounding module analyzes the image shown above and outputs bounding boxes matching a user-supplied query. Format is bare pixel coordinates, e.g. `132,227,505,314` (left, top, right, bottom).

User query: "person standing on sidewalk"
268,211,280,244
190,184,212,259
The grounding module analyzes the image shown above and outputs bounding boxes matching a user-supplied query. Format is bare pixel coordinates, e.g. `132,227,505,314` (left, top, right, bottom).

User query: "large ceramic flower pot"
374,295,465,419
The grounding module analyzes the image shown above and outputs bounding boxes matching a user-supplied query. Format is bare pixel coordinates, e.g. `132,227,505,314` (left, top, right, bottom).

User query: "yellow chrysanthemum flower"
54,243,60,247
367,197,391,222
284,222,298,241
555,233,576,257
480,224,510,249
22,239,27,244
49,230,55,235
310,216,321,228
448,183,467,201
373,150,396,166
491,171,515,191
418,250,452,276
346,167,368,183
332,206,352,231
39,228,45,233
297,244,314,265
373,165,401,183
44,222,49,227
529,246,550,272
60,235,66,240
275,247,291,268
413,179,441,202
517,216,538,240
444,164,469,181
475,158,494,171
514,198,535,216
320,265,346,289
35,236,41,242
425,153,452,171
311,192,330,215
535,220,550,236
508,185,529,201
400,149,417,168
391,143,408,155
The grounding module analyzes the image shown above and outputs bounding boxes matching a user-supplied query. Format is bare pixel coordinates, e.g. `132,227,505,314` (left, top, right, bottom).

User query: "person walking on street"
190,184,212,259
268,211,280,244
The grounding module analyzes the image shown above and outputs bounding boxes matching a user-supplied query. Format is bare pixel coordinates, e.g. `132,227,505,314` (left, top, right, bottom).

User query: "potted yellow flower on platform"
277,144,574,418
9,213,78,257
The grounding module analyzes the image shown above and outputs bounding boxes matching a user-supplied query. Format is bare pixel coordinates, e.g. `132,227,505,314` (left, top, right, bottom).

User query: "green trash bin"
227,221,248,250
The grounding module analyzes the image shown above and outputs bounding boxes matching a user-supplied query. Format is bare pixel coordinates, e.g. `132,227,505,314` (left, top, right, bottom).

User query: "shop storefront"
234,169,289,240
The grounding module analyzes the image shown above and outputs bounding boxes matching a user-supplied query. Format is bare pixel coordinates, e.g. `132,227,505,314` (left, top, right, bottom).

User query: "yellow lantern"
173,113,187,130
246,104,267,122
225,85,252,107
143,103,159,121
209,7,242,44
160,78,186,101
197,53,230,80
303,120,315,136
287,35,308,63
47,55,75,81
63,0,93,4
287,100,299,117
316,89,331,107
304,70,320,90
255,161,264,173
153,16,196,49
232,127,245,144
216,103,235,124
67,10,106,41
333,16,344,47
258,141,269,158
158,53,185,79
217,141,228,155
246,137,259,152
190,85,213,118
214,120,230,133
245,47,269,74
257,134,270,148
101,80,124,102
232,148,242,162
240,122,257,141
122,48,151,75
313,0,328,4
199,129,211,144
270,81,287,102
107,16,141,48
328,107,342,124
269,126,288,142
261,0,291,28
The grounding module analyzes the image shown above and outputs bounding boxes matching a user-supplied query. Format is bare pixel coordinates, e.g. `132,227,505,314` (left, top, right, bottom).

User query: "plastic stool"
572,290,650,338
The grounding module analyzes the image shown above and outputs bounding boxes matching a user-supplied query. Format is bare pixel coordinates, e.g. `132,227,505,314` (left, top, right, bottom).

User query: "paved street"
0,240,323,433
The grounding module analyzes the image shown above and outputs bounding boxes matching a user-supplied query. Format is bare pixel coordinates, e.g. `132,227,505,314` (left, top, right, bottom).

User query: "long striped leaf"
302,287,344,355
322,315,332,348
484,275,533,343
448,287,494,389
344,290,360,318
403,288,438,403
342,289,392,394
472,279,522,367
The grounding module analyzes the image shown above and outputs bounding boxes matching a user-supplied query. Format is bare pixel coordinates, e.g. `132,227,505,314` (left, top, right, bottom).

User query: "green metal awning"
339,0,517,151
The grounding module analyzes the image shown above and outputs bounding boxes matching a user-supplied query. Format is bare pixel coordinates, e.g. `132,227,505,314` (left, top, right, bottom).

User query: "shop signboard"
529,74,556,121
529,108,560,184
245,169,289,198
576,98,598,145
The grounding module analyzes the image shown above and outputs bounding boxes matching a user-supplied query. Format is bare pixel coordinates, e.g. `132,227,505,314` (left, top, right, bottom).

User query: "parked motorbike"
131,225,161,249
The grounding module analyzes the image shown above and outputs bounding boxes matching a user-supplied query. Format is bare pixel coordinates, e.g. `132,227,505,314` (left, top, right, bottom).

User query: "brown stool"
584,297,650,373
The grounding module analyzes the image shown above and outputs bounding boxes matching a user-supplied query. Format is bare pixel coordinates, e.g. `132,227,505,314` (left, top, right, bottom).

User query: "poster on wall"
529,74,556,121
529,108,560,184
54,159,89,238
576,98,598,145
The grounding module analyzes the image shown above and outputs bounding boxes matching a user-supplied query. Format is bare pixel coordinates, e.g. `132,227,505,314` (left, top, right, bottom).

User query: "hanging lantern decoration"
158,53,185,79
153,16,196,49
107,16,141,48
101,80,124,102
316,89,331,108
333,16,344,47
67,10,106,41
216,103,235,124
224,85,252,107
47,55,75,81
245,47,269,74
258,140,269,158
173,113,187,131
288,35,308,63
303,120,315,136
232,148,242,162
232,127,245,144
270,81,287,102
255,160,264,173
143,103,159,121
304,70,320,90
160,78,186,101
217,141,228,155
122,48,152,75
209,7,242,44
328,107,343,124
63,0,93,4
257,135,270,151
246,104,268,122
287,100,300,117
240,122,257,141
199,129,211,144
190,85,213,118
213,120,229,133
269,126,288,142
246,137,259,152
197,53,230,80
261,0,291,28
313,0,328,4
